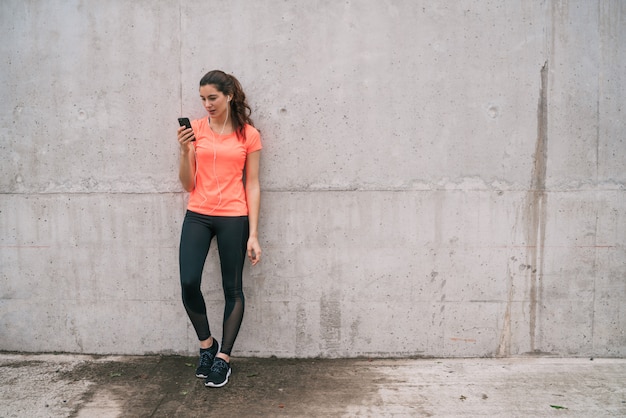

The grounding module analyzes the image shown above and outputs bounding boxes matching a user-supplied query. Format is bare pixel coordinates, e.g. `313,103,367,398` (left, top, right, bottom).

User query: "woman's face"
199,84,229,119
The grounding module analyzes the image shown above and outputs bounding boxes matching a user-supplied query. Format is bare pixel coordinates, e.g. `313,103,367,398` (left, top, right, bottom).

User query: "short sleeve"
245,125,262,154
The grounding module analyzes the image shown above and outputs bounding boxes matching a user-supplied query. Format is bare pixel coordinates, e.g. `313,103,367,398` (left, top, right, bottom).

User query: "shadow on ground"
59,356,384,417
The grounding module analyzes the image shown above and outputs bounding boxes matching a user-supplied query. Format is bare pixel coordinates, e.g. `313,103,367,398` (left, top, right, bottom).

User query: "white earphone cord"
196,102,229,214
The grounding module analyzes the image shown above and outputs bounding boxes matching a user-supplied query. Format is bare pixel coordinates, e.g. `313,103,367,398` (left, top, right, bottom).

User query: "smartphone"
178,117,195,141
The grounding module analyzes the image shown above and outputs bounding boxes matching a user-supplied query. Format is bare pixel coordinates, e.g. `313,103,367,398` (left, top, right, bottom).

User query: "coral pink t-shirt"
187,118,262,216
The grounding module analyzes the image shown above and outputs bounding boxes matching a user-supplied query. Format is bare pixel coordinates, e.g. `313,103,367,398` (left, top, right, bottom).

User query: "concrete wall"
1,0,624,358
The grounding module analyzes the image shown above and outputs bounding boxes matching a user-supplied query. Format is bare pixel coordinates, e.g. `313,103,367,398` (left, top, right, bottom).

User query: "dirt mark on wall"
526,60,549,352
498,61,549,356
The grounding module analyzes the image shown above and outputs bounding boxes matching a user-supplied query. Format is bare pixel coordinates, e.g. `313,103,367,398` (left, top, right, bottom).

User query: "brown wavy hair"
199,70,254,142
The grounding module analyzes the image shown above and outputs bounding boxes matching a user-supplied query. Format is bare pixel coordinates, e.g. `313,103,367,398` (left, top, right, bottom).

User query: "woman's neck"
209,116,232,135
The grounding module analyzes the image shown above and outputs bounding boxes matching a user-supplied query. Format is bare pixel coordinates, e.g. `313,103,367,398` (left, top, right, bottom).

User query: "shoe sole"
205,368,231,388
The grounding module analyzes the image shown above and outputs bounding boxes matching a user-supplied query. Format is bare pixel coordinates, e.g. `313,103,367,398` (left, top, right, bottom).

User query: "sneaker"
204,357,231,388
195,339,218,378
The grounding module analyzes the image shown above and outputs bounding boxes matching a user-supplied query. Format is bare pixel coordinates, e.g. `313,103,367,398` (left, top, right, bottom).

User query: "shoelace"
210,359,229,375
199,351,213,368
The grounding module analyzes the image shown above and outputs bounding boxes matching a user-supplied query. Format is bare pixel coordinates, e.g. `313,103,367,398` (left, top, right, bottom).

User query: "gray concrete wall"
1,0,624,358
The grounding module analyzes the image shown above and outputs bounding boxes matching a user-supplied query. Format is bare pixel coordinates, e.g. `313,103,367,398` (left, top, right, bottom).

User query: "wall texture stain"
525,61,550,353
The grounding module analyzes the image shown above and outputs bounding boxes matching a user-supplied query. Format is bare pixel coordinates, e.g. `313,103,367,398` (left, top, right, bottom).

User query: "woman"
177,70,262,388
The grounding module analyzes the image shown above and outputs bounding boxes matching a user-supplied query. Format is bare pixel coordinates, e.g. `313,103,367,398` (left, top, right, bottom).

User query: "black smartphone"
178,117,195,141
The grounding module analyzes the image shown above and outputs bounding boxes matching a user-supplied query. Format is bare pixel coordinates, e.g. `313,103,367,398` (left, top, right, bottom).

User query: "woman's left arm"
245,150,262,265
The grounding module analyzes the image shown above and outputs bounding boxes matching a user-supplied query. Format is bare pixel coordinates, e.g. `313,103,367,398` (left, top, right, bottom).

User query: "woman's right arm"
177,126,196,192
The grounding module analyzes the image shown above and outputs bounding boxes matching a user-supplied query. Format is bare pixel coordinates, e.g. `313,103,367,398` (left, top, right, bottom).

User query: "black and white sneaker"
204,357,231,388
195,339,218,378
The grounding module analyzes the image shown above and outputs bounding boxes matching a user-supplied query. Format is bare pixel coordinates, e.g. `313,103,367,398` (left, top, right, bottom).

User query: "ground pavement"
0,353,624,417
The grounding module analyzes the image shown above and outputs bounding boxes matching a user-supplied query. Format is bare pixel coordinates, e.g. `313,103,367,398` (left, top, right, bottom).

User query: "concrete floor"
0,353,624,417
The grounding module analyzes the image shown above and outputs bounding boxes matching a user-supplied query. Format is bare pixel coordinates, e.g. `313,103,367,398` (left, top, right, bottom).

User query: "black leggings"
179,210,248,356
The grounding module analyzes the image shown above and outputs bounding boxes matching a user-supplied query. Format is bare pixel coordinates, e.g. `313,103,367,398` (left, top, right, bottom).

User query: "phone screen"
178,117,192,130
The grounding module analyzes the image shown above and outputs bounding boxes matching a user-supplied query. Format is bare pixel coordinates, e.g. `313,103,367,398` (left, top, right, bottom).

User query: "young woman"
177,70,262,388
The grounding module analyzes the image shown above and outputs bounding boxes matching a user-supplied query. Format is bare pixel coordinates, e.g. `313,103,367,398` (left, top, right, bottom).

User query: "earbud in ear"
227,96,231,102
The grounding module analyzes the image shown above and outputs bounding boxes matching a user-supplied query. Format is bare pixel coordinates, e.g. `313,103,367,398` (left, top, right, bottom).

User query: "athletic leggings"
179,210,248,356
